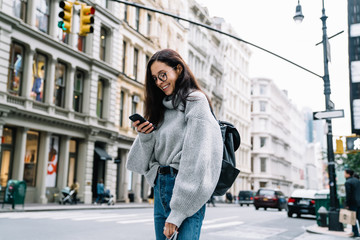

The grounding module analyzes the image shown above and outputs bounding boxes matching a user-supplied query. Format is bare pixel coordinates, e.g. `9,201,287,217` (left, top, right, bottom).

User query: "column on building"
105,143,116,201
133,173,142,203
11,127,27,180
76,139,88,202
119,151,130,203
81,139,95,204
35,132,51,204
57,136,70,190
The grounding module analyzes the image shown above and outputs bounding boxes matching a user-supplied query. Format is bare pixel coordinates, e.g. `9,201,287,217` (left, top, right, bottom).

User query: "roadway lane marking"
117,219,153,224
203,216,238,224
202,221,244,229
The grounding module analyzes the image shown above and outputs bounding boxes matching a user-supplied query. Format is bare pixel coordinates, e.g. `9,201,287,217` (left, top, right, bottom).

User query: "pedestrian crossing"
0,211,243,229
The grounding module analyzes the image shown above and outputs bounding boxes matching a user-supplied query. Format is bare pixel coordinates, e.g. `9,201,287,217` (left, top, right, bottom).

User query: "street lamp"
293,0,343,232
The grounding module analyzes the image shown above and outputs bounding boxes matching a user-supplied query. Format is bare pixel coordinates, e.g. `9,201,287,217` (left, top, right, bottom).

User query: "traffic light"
58,1,73,33
346,136,360,151
335,138,344,154
79,4,95,36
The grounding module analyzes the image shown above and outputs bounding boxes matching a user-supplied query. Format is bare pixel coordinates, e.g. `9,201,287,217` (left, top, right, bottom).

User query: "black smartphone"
129,113,156,130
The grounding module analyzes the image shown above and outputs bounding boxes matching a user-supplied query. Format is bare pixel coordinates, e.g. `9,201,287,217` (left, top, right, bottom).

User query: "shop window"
13,0,27,22
67,140,77,187
23,131,39,187
7,42,25,96
100,27,108,61
35,0,50,33
46,136,60,187
31,53,47,102
260,182,267,188
73,70,84,112
0,128,15,187
133,48,139,80
54,62,67,107
97,79,104,118
119,90,124,127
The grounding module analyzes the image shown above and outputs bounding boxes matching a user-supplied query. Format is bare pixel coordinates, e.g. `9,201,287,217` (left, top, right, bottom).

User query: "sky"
195,0,351,137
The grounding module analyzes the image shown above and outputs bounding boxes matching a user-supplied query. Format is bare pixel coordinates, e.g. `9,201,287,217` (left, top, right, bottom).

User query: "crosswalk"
0,211,243,229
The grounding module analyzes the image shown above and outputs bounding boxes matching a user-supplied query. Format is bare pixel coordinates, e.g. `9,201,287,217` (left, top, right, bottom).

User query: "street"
0,204,348,240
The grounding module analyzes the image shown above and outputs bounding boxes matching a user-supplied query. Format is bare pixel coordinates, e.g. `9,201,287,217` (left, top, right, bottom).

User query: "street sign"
313,109,344,120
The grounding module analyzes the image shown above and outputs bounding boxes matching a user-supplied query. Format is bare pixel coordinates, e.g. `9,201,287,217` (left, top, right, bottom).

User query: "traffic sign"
313,109,344,120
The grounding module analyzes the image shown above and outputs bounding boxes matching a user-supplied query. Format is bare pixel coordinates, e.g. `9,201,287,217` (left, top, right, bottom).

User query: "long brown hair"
144,49,209,125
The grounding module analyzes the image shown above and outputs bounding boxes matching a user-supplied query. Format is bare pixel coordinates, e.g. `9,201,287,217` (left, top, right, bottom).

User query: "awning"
94,147,112,161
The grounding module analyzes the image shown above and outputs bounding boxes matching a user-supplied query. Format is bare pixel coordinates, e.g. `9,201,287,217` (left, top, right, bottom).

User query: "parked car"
254,189,287,211
238,190,255,206
287,189,317,218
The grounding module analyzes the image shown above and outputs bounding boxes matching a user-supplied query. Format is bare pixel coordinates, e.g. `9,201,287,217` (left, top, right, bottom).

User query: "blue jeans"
154,170,206,240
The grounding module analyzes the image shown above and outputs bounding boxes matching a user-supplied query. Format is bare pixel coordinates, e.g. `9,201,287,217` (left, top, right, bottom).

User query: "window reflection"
31,53,47,102
23,131,39,187
73,70,84,112
13,0,27,22
7,42,24,96
35,0,50,33
54,62,66,107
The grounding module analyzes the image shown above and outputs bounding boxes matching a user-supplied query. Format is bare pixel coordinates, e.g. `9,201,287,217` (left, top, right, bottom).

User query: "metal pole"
321,0,343,231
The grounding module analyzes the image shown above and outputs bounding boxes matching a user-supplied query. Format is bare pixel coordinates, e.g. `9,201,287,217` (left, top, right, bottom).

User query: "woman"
127,49,223,240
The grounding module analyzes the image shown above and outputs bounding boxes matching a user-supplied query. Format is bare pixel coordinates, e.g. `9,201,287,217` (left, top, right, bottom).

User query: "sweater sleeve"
166,92,223,227
126,132,158,186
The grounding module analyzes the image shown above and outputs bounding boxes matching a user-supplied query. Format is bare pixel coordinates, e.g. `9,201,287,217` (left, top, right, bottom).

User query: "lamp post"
294,0,343,231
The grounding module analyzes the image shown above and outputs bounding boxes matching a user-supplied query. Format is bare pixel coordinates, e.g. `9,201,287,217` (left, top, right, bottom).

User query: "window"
13,0,27,22
122,41,127,73
350,2,360,24
260,137,266,148
1,127,15,187
133,48,139,80
73,70,84,112
77,36,85,52
260,157,266,172
147,14,152,36
124,5,128,22
260,101,267,112
146,55,150,67
250,157,254,173
7,42,24,96
135,8,140,31
119,90,124,127
35,0,50,33
259,84,267,95
31,53,47,102
100,27,107,61
97,79,104,118
23,130,39,187
54,62,67,107
260,182,267,188
131,95,139,129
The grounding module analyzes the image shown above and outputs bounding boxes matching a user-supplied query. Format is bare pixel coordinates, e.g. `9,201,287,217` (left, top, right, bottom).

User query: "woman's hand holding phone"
129,113,156,134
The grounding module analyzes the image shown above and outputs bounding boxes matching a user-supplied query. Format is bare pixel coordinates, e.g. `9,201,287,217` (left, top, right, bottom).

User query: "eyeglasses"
152,66,177,83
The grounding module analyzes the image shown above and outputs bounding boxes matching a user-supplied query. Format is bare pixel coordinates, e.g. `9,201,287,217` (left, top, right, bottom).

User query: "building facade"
251,78,308,196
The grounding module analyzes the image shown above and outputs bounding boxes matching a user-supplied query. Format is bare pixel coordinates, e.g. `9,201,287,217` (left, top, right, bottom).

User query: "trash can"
128,192,134,203
315,190,330,227
2,180,27,209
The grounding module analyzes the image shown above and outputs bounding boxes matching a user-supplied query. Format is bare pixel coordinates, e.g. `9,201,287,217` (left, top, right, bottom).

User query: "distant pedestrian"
70,179,80,204
127,49,223,240
207,195,216,207
344,169,360,237
95,179,104,204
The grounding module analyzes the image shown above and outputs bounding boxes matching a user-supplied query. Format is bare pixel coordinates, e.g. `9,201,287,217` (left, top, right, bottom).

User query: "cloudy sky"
196,0,350,137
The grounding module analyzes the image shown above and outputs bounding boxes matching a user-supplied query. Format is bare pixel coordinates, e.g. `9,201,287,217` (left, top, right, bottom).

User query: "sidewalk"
306,224,353,238
0,201,154,213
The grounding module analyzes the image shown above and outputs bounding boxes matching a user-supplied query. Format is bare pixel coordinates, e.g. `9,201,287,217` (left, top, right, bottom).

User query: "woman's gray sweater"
126,91,223,227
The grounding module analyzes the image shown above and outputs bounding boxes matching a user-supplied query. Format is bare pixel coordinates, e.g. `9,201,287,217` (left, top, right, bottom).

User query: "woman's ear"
176,64,183,74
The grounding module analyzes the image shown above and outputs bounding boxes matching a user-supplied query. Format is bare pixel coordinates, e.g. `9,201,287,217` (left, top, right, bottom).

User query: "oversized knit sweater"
126,91,223,227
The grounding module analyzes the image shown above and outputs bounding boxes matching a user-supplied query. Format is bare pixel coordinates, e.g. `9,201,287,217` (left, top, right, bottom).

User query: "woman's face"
150,61,179,96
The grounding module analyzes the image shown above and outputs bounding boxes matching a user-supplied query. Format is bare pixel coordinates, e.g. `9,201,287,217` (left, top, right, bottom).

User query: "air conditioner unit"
132,95,140,103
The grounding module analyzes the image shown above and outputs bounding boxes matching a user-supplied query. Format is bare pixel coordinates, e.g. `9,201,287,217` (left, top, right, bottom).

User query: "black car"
254,189,287,211
238,190,255,206
287,189,317,218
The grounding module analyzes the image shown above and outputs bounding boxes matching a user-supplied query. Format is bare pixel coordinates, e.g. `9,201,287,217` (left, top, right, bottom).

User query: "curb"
305,224,352,238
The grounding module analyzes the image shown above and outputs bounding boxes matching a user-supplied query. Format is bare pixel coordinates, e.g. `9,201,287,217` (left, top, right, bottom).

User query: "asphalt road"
0,204,349,240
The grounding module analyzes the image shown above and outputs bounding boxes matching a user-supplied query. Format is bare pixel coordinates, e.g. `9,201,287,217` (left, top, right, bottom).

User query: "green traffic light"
57,21,67,31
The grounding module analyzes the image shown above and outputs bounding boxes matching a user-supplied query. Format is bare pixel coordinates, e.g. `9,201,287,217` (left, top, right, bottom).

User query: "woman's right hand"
132,120,155,134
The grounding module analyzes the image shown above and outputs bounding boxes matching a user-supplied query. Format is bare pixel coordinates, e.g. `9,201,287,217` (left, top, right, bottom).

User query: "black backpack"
211,112,241,196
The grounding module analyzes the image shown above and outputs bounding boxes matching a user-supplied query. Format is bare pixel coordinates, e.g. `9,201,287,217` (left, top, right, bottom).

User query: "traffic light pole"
321,0,343,231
